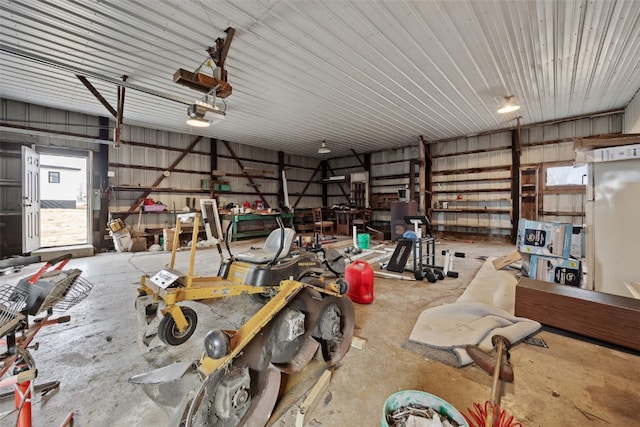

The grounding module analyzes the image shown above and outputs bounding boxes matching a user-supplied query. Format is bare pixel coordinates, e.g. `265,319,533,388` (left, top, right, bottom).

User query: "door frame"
36,146,93,247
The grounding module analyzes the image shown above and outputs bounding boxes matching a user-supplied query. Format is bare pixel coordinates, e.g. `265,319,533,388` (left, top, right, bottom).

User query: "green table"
220,212,295,241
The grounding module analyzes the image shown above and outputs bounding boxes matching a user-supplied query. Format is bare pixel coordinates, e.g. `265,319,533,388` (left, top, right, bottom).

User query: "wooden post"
418,135,428,215
278,151,285,209
210,138,218,199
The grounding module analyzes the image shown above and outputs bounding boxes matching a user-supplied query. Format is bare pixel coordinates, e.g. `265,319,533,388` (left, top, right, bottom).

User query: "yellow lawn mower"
135,199,347,350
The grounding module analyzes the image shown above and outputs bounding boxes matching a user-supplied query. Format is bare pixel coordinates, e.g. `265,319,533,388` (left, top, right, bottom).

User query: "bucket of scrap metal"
382,390,468,427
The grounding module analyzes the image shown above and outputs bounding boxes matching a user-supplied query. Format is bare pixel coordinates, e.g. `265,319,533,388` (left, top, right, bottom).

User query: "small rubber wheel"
414,270,425,281
425,269,437,283
336,278,349,295
435,270,445,280
157,307,198,346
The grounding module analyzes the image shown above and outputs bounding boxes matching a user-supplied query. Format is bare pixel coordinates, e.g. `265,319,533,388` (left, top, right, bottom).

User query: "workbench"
220,212,295,241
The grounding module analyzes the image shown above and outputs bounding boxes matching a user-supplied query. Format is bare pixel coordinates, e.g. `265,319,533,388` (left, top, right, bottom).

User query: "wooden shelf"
112,186,209,194
110,210,197,215
432,208,510,214
433,188,511,194
433,177,511,184
431,222,512,231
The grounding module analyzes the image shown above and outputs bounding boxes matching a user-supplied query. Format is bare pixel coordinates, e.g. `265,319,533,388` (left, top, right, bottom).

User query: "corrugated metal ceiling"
1,0,639,157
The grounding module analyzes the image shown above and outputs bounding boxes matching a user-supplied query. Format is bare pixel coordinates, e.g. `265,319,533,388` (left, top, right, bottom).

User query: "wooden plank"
492,250,521,270
515,277,640,351
573,134,640,151
295,369,332,427
172,68,233,97
432,165,512,176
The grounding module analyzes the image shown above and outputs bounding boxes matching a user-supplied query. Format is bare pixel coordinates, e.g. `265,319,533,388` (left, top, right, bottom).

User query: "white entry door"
22,146,41,253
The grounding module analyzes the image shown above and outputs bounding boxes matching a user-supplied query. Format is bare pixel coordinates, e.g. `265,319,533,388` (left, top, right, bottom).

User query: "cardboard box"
526,255,582,287
492,250,521,270
517,219,572,258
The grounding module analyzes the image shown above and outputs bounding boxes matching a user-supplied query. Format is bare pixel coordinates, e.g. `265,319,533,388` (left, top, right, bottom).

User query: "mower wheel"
425,269,437,283
157,307,198,346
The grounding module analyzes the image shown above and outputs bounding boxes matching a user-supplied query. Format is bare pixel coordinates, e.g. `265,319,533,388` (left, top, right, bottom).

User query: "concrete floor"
1,238,638,426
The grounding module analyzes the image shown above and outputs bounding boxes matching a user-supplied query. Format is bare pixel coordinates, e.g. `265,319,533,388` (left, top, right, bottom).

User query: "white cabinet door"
588,158,640,297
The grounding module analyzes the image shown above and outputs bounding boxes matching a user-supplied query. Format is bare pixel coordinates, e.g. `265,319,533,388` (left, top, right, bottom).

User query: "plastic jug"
345,260,374,304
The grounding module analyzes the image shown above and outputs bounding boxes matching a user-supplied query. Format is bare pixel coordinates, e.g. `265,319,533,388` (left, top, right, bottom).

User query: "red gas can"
345,260,374,304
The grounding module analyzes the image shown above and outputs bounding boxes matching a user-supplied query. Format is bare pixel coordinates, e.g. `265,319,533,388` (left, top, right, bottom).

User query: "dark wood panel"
515,277,640,352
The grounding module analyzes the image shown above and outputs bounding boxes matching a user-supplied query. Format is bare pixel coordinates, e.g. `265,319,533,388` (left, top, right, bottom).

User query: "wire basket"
15,269,94,315
0,284,28,337
39,269,94,312
51,274,93,311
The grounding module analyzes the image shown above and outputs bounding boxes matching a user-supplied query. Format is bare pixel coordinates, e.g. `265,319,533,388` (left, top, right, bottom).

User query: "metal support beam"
278,151,285,209
210,138,218,198
350,149,367,170
77,75,117,118
114,75,127,148
222,140,269,208
326,163,350,203
96,116,111,250
293,162,322,209
322,161,329,207
510,117,522,244
419,135,430,216
123,136,204,218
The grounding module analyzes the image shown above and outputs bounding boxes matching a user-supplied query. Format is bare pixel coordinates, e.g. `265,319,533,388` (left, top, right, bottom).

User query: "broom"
464,335,522,427
131,209,147,252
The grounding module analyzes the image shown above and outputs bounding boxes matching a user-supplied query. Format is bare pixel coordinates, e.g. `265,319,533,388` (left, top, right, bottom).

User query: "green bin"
357,233,370,249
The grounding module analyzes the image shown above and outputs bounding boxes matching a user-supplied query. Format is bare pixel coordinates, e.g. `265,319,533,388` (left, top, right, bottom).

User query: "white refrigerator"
585,149,640,297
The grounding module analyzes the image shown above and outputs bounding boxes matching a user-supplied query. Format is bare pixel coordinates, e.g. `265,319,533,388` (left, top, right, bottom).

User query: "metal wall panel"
1,99,103,149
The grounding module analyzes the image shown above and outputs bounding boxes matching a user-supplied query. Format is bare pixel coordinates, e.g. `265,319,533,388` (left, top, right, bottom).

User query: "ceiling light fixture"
317,140,331,154
186,117,211,127
186,90,226,127
497,95,521,114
